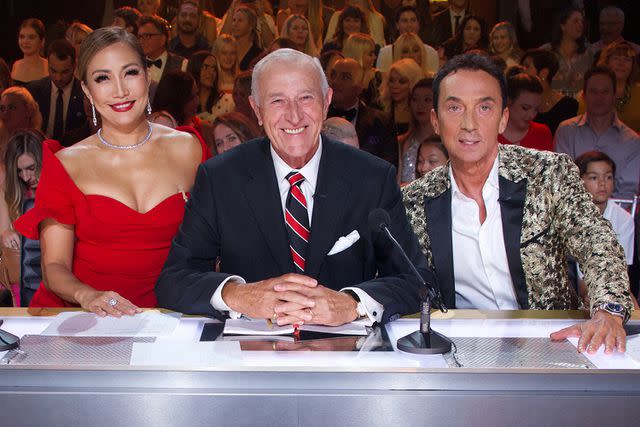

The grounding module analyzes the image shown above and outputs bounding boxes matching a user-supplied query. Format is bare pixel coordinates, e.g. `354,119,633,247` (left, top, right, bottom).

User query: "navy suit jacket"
156,136,427,322
26,77,86,135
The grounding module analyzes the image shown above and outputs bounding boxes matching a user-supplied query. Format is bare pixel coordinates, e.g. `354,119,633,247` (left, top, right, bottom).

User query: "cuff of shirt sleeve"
210,275,246,319
340,286,383,325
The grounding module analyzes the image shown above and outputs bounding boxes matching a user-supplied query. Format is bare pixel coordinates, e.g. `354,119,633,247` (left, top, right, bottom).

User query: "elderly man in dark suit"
26,39,86,141
157,49,425,326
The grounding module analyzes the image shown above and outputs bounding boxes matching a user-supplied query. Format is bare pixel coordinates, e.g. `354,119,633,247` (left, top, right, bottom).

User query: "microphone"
368,208,451,354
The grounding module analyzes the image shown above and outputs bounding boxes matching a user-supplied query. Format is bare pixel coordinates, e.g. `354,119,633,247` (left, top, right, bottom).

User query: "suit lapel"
41,79,52,127
305,139,351,277
424,189,455,308
498,176,529,309
242,139,293,274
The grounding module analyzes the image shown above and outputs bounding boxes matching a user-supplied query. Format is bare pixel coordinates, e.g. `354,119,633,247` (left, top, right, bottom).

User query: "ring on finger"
308,308,314,318
272,311,278,322
107,298,118,307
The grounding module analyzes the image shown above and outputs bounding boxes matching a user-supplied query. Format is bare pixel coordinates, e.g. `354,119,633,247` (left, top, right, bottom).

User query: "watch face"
604,303,624,314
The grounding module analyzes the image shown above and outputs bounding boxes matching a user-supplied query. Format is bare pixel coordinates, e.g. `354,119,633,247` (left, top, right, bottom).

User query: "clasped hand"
223,273,358,326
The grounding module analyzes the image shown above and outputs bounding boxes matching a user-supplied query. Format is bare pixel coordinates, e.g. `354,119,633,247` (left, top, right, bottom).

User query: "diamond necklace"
97,122,153,150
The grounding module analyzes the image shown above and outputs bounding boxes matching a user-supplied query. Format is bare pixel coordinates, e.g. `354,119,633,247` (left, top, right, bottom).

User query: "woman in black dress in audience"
439,15,488,64
321,5,370,54
231,5,264,71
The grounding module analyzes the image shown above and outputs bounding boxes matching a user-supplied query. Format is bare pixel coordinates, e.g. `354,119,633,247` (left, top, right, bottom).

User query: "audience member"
489,21,522,68
327,57,396,166
148,110,178,128
276,0,332,48
322,116,359,148
319,49,344,78
187,51,232,122
555,66,640,198
0,59,12,94
59,95,99,147
384,1,431,44
376,6,438,74
212,111,261,154
138,0,161,16
13,27,210,312
170,1,212,60
343,33,382,108
281,14,319,57
392,33,438,76
213,35,239,95
440,15,488,63
379,58,424,138
113,6,143,34
65,22,93,60
521,48,578,134
220,0,277,49
403,53,633,354
498,71,552,151
26,39,86,141
398,77,436,184
428,0,470,48
11,19,48,85
138,15,187,87
592,6,640,57
0,87,43,150
267,37,299,53
230,6,264,71
321,5,370,54
415,136,448,179
325,0,386,47
232,71,258,125
540,7,593,99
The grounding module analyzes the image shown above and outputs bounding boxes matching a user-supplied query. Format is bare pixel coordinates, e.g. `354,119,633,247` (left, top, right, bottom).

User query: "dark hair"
432,53,507,113
408,77,434,131
19,18,45,40
551,7,587,55
139,14,171,42
212,111,261,144
583,65,617,94
520,48,559,81
269,37,299,51
187,50,221,113
179,0,200,13
114,6,143,34
575,150,616,176
320,50,344,72
0,58,12,90
420,135,448,158
333,6,370,49
441,15,489,61
152,70,196,125
78,27,145,83
506,72,543,101
47,38,76,64
490,55,507,74
395,5,418,24
505,64,526,79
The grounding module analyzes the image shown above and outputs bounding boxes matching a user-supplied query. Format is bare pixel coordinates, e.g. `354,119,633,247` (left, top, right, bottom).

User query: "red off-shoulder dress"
14,127,210,308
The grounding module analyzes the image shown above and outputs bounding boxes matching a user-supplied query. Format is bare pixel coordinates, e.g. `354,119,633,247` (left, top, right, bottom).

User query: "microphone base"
397,329,452,354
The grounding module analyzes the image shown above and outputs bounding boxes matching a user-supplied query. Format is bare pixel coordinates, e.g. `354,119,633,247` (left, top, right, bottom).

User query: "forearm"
42,261,94,305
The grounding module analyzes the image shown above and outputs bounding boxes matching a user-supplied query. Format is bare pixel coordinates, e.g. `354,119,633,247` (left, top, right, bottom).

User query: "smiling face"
431,69,507,170
250,61,332,168
397,11,419,35
17,153,38,190
18,26,43,56
214,123,242,153
491,28,511,54
82,42,149,129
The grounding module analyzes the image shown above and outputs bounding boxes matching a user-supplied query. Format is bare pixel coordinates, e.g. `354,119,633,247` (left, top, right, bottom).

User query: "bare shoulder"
55,136,101,175
152,124,202,165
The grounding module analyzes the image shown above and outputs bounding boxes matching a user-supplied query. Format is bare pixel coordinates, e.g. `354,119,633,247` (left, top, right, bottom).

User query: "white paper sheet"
39,310,181,337
130,340,242,366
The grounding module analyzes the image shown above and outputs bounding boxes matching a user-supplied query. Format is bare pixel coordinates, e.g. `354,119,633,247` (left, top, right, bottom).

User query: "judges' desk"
1,308,640,426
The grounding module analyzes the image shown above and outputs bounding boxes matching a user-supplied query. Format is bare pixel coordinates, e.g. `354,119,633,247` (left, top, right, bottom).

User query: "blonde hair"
1,87,42,131
380,58,424,112
282,14,318,57
65,22,93,47
392,32,430,75
233,6,263,50
343,32,375,70
489,21,522,60
212,34,239,73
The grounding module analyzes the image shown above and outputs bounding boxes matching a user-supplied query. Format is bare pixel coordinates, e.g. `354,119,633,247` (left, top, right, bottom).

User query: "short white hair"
600,6,624,22
251,48,329,104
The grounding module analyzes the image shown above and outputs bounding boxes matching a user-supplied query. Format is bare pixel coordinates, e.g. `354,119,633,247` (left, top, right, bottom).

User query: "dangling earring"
147,100,152,115
91,101,97,127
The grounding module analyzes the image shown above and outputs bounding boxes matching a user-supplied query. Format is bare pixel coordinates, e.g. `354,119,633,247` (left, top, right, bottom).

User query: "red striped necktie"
285,171,310,272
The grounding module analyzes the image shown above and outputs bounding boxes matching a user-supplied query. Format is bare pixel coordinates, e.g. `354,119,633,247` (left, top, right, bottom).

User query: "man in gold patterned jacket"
402,54,633,355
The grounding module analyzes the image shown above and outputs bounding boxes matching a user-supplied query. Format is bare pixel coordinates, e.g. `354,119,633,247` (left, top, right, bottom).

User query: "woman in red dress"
14,27,209,316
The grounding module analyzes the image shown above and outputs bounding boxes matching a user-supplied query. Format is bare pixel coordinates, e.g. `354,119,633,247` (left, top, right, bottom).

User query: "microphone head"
368,208,391,233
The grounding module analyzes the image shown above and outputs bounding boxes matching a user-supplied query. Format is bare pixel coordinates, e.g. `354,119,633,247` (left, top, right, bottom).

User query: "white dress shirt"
46,80,73,137
211,137,382,323
450,157,520,310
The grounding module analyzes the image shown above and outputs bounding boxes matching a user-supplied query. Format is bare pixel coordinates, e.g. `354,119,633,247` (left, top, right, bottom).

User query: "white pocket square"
327,230,360,256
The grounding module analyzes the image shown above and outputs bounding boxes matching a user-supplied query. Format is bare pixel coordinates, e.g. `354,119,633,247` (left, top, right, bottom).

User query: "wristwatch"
594,302,629,324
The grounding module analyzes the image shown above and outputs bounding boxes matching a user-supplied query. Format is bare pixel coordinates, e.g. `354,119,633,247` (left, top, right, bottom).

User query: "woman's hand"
2,230,21,249
75,288,142,317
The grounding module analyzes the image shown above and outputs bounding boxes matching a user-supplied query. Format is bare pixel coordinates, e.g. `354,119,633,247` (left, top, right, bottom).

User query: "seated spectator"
220,0,276,49
439,15,488,64
232,71,258,127
138,15,187,86
138,0,160,16
398,77,436,184
415,136,448,179
325,0,386,47
170,0,212,60
384,0,431,44
489,21,522,68
322,117,359,148
153,70,214,149
26,39,87,141
0,87,42,150
327,57,397,166
0,59,12,94
578,41,640,133
170,0,220,48
498,70,552,151
112,6,142,34
540,7,593,99
148,110,178,128
321,5,370,54
376,6,438,74
391,33,437,77
65,22,93,59
213,35,239,95
187,51,233,122
229,5,264,71
521,48,578,134
11,19,48,85
343,33,382,108
276,0,332,47
592,6,640,57
267,37,298,53
427,0,471,48
574,150,639,309
555,66,640,198
379,58,424,139
212,111,261,154
59,95,98,147
320,50,344,79
281,14,318,57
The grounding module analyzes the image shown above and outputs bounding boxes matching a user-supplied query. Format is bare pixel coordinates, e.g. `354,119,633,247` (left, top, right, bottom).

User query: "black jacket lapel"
425,189,455,308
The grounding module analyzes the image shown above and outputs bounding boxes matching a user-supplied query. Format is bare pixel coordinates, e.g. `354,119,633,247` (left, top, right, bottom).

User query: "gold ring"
272,312,278,322
308,309,314,318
